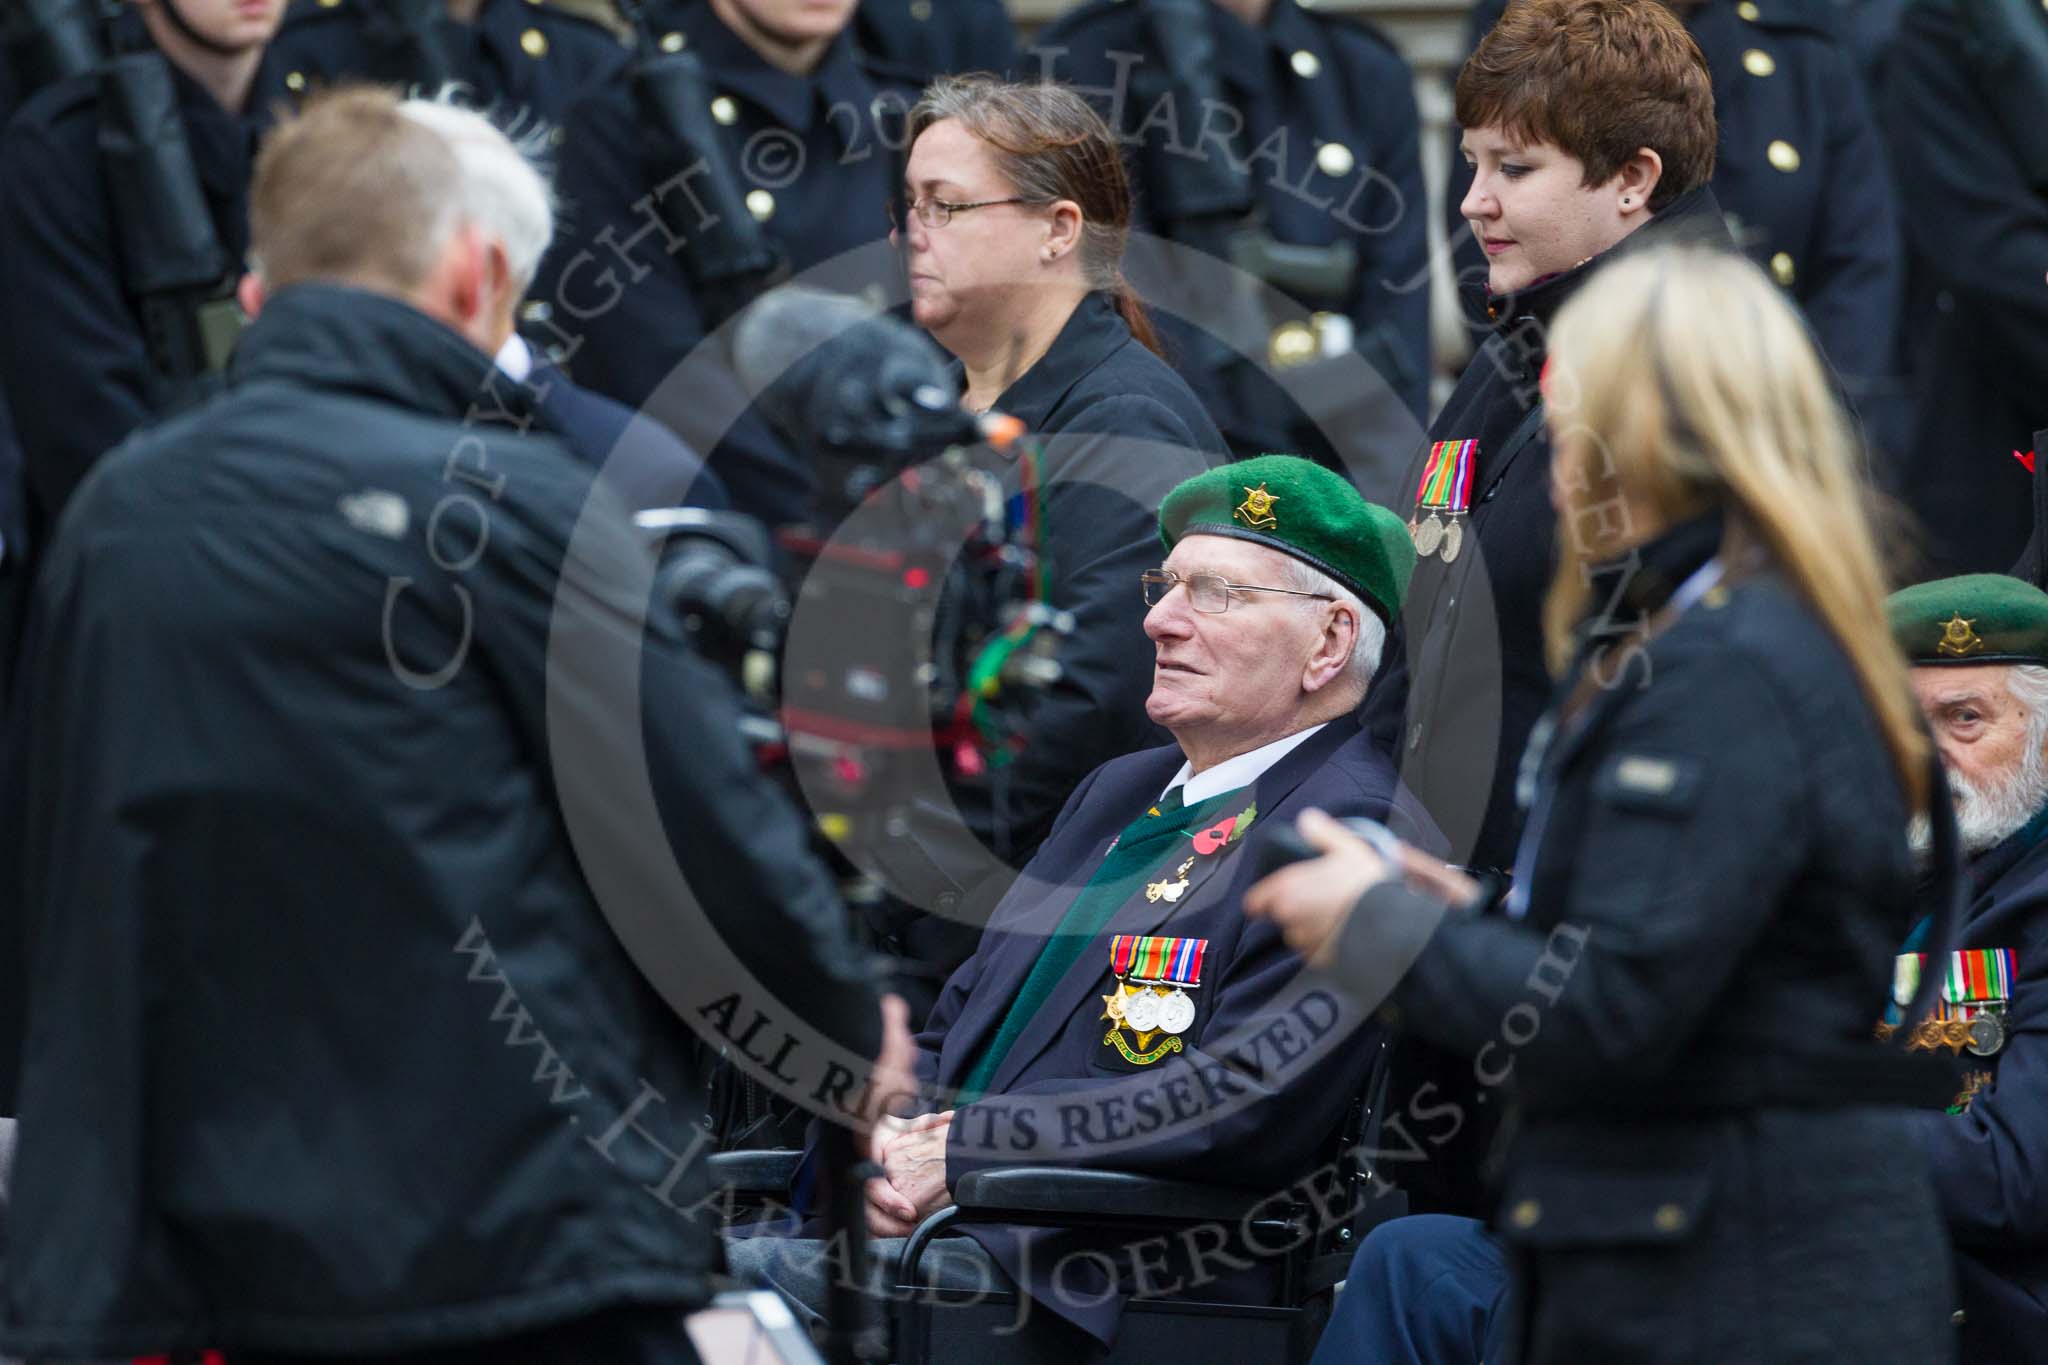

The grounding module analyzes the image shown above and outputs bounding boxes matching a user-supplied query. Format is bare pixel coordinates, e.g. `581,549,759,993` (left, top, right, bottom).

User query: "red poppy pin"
1191,802,1258,856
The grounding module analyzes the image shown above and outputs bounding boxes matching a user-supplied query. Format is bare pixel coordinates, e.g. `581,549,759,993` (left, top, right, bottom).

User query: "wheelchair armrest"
707,1148,804,1195
951,1166,1271,1225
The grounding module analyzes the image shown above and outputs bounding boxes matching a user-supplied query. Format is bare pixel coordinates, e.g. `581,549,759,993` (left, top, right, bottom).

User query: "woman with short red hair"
1357,0,1732,1219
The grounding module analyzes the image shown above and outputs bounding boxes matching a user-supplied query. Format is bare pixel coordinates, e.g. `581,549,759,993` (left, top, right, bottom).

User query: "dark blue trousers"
1309,1215,1510,1365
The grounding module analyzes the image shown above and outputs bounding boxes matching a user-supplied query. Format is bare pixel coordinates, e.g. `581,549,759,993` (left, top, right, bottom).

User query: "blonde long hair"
1541,245,1929,812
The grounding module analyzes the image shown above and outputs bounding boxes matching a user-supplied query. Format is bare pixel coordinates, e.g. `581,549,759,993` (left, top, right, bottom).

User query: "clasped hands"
864,1108,957,1237
1244,809,1480,966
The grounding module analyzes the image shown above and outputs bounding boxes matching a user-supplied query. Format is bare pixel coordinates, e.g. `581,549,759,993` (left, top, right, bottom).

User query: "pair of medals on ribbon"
1409,438,1476,563
1103,933,1206,1063
1889,947,2018,1057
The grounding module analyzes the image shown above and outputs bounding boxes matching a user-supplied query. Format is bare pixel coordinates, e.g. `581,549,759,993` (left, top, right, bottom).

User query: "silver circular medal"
1121,988,1163,1034
1967,1011,2006,1057
1156,988,1197,1035
1441,518,1464,564
1413,512,1444,558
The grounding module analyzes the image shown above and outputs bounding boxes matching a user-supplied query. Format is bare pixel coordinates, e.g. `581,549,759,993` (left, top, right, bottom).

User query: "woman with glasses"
878,76,1230,971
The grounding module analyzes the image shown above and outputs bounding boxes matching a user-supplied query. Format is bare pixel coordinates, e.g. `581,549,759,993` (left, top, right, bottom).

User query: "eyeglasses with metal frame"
1140,569,1336,614
887,196,1048,230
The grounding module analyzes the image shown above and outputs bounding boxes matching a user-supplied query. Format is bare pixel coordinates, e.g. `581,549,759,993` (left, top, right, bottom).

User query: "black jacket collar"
678,4,871,145
991,291,1132,428
1463,185,1732,344
228,283,531,425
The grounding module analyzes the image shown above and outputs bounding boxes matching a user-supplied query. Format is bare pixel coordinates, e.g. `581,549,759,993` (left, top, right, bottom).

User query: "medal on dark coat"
1411,439,1477,561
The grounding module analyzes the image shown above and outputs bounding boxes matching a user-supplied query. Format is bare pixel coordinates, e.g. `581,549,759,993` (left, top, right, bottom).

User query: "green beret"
1887,573,2048,666
1157,454,1415,627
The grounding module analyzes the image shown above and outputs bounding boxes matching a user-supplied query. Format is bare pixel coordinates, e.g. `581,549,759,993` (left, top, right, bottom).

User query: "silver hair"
1276,555,1386,688
2010,664,2048,755
396,97,556,296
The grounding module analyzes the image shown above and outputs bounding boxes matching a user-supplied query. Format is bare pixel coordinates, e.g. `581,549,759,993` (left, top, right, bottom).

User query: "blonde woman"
1247,244,1954,1362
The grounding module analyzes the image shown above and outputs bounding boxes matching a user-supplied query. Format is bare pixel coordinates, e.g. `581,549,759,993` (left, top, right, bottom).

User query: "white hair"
1277,554,1387,690
396,97,556,296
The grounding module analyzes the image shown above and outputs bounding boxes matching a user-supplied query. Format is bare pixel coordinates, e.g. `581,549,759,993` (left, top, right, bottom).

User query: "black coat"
540,5,915,528
1445,0,1906,451
877,292,1228,981
854,0,1017,81
0,285,882,1357
1339,532,1955,1363
1360,186,1731,877
1908,817,2048,1363
256,0,628,129
1881,0,2048,575
1033,0,1432,457
0,56,266,541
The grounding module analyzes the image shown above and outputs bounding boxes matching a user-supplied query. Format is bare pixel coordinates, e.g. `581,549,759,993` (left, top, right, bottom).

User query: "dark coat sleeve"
0,111,156,528
1332,29,1431,421
461,452,882,1058
1799,44,1904,392
1882,0,2048,401
1342,642,1809,1098
542,81,808,527
1907,934,2048,1248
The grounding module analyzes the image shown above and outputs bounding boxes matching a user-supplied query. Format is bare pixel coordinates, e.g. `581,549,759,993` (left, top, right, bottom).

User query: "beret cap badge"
1235,483,1279,530
1938,614,1983,657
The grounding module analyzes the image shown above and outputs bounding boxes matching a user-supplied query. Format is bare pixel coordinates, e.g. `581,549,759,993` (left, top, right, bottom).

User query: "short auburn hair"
1456,0,1716,211
249,85,464,293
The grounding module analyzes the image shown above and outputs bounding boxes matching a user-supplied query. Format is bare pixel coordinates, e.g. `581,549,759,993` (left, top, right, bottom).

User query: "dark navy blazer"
910,715,1438,1345
1910,823,2048,1362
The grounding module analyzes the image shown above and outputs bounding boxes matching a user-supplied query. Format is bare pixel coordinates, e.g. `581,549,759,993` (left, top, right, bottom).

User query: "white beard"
1914,742,2048,856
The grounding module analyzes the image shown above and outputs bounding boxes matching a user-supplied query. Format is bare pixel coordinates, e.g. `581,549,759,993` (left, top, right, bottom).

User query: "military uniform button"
1291,50,1322,79
1767,139,1801,173
1742,48,1776,77
1737,0,1760,18
1653,1203,1687,1233
317,0,341,7
1316,141,1355,177
521,300,553,323
1952,1310,1968,1325
1269,320,1317,369
1510,1199,1541,1229
520,27,548,58
1770,251,1796,287
711,96,738,126
911,0,934,18
659,30,685,52
746,189,776,222
285,71,306,92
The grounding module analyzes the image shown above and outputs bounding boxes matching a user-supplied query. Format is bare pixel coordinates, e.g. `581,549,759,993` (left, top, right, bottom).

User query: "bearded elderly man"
1285,572,2048,1365
727,455,1440,1350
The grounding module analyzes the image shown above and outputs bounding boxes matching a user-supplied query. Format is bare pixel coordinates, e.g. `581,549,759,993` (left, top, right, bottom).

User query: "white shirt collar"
494,332,535,383
1161,723,1328,807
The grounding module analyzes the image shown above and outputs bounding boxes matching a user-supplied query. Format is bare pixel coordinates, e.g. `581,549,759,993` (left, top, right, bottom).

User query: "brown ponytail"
909,76,1163,356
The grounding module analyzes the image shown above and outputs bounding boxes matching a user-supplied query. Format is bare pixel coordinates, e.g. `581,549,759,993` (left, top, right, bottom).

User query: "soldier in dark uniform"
537,0,916,528
1881,0,2048,576
255,0,626,129
854,0,1015,80
1032,0,1431,464
0,0,284,541
1446,0,1906,456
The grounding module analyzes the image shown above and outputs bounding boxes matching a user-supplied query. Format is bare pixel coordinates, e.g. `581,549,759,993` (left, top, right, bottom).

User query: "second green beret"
1157,453,1415,627
1887,573,2048,666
